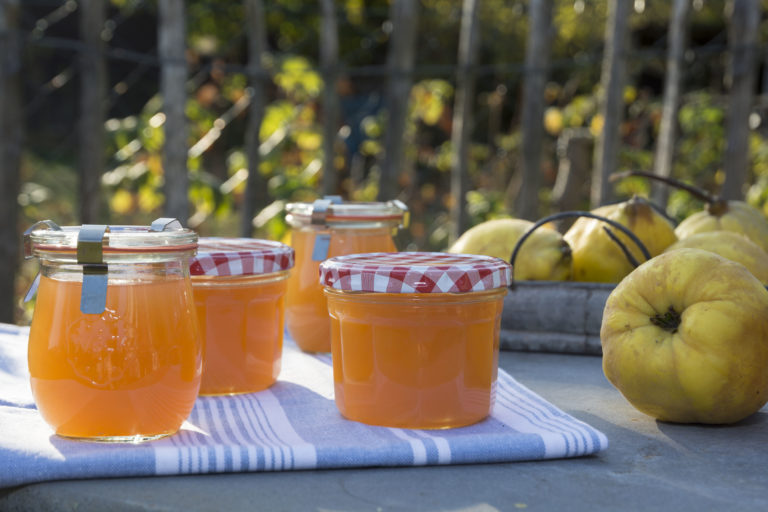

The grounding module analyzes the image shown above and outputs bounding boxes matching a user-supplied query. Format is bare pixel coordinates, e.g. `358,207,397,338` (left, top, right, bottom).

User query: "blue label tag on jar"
312,234,331,261
81,271,109,314
77,225,109,315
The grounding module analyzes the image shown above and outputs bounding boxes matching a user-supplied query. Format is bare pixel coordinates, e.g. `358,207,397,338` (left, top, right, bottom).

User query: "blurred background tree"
7,0,768,324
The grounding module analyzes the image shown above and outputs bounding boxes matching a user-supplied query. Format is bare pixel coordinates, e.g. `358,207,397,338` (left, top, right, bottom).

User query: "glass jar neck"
33,249,196,265
39,259,191,280
287,218,403,231
292,224,398,234
323,287,508,304
190,270,289,287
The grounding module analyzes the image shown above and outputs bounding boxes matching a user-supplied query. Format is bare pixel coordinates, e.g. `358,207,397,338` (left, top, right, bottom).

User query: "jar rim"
319,252,511,294
26,225,198,256
285,199,407,229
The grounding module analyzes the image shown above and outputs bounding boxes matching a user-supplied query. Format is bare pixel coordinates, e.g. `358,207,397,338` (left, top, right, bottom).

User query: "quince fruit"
447,218,571,281
601,248,768,424
609,169,768,253
675,200,768,253
564,196,677,283
664,231,768,285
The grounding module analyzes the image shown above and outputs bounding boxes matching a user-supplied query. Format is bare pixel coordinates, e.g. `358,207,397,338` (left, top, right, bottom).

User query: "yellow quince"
608,170,768,253
675,200,768,254
564,196,677,283
601,248,768,424
448,218,571,281
664,231,768,285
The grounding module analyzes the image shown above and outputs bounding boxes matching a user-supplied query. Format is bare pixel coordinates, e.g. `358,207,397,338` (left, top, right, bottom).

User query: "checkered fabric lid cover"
319,252,511,293
190,237,294,277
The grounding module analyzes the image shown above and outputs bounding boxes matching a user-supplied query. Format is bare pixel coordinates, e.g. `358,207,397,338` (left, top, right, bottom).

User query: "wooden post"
377,0,418,202
651,0,690,208
241,0,269,237
79,0,107,223
449,0,480,241
0,0,22,323
158,0,189,223
320,0,340,197
721,0,759,200
515,0,553,221
552,128,593,214
591,0,630,207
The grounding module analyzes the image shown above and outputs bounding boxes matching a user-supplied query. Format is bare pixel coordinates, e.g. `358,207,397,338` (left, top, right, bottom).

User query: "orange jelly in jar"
285,199,407,353
319,252,511,429
25,219,202,442
189,238,294,395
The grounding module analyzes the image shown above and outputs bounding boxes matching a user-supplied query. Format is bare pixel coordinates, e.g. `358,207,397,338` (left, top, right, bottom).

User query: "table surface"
1,350,767,512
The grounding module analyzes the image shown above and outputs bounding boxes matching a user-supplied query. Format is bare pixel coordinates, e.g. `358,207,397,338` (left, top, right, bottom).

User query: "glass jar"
284,198,408,352
24,219,201,442
319,252,511,429
189,237,294,395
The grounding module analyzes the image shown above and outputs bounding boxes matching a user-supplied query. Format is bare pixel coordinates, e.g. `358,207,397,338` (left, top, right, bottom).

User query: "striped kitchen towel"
0,322,607,488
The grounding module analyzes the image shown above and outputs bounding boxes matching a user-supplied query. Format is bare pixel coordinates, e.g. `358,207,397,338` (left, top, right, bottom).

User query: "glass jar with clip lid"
23,218,201,442
284,197,408,353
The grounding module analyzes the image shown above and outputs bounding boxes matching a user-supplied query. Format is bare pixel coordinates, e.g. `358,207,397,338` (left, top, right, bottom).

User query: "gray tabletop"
2,350,766,512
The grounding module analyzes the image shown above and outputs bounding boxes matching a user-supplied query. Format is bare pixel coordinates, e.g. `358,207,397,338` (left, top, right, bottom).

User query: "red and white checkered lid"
319,252,511,293
190,237,294,277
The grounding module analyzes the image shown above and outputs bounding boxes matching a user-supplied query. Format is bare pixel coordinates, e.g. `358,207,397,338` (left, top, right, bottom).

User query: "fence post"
552,127,593,214
651,0,689,208
158,0,189,223
241,0,269,237
449,0,480,241
0,0,22,323
721,0,759,200
515,0,553,221
79,0,107,224
591,0,630,207
378,0,418,201
320,0,340,197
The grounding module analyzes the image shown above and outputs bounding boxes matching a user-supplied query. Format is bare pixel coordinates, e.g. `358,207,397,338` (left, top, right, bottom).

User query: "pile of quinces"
448,171,768,425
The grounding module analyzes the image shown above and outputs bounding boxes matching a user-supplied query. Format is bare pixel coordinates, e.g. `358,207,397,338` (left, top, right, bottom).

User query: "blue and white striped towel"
0,322,607,488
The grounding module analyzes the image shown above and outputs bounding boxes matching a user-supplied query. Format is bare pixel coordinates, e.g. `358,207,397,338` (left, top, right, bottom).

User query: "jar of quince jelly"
285,197,408,353
24,218,201,442
189,237,294,396
319,252,511,429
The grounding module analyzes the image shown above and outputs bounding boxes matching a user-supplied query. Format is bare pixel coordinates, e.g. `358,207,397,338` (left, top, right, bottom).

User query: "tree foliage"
14,0,768,322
